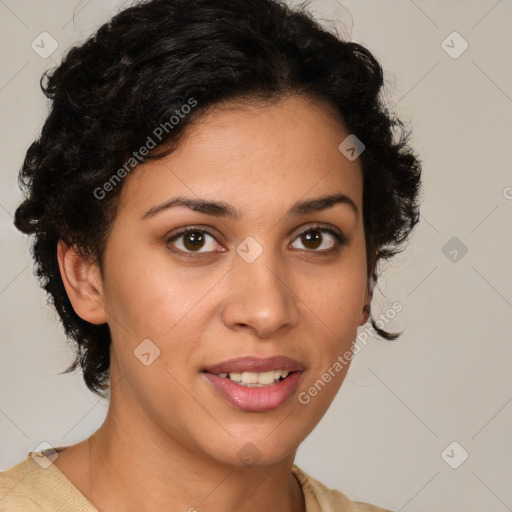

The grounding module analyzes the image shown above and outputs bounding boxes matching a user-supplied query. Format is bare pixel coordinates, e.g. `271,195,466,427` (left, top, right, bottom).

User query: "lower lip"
202,371,304,412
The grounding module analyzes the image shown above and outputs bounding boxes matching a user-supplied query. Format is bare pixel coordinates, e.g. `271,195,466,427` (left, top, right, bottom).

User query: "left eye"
290,228,344,251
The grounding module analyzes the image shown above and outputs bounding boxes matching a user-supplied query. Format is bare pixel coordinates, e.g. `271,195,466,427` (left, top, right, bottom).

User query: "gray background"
1,1,511,510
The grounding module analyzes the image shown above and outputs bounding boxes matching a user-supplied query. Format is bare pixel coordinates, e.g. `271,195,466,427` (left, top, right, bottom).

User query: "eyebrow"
141,192,358,220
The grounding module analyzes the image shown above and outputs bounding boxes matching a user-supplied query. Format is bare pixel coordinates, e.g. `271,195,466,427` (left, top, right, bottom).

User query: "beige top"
0,451,392,511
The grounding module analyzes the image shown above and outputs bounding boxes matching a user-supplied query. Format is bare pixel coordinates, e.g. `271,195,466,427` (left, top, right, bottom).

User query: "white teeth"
219,370,291,386
256,371,275,385
241,371,259,384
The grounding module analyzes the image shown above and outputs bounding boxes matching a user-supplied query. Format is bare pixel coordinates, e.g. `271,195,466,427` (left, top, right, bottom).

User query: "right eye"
167,227,225,254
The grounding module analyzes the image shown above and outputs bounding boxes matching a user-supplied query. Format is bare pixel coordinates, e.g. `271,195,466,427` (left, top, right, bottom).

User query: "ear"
57,240,108,325
359,280,373,327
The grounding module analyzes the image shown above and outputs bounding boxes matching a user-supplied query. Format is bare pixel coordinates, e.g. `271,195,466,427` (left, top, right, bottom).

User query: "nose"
220,248,300,338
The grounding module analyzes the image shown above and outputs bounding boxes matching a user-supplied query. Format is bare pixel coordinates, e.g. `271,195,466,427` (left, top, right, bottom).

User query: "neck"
60,396,305,512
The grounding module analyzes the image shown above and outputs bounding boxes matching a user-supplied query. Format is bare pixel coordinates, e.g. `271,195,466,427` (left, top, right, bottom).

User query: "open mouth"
202,369,304,412
201,355,305,411
204,369,293,387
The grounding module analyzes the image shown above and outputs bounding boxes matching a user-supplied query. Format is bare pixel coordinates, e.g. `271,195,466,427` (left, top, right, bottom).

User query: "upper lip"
203,355,305,374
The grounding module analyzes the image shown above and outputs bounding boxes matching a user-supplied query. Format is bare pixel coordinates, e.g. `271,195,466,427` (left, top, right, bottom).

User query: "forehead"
118,94,363,218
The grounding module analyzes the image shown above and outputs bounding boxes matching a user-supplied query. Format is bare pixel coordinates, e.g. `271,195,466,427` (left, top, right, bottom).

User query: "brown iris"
183,231,205,251
301,230,322,250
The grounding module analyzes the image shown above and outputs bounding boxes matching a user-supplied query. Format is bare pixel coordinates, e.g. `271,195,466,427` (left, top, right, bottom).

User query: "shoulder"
0,456,35,510
351,503,394,512
0,452,96,512
292,464,393,512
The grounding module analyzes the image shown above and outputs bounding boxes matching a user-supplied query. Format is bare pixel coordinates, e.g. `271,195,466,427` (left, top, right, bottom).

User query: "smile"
216,369,291,386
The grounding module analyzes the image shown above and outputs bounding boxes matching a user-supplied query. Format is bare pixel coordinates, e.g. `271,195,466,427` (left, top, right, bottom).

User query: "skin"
55,94,372,512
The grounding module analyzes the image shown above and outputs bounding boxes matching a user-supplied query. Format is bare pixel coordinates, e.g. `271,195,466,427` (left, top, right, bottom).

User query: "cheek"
102,245,224,345
101,245,172,338
297,270,365,414
308,277,364,353
297,256,367,381
304,259,367,332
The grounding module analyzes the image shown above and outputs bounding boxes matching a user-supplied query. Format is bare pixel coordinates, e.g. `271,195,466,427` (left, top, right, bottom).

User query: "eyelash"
166,224,348,256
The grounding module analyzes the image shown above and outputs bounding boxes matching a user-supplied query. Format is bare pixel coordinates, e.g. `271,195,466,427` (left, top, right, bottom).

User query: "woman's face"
96,94,370,467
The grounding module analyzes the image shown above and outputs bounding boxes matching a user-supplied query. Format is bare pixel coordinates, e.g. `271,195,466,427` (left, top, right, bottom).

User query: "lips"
202,370,304,412
203,355,305,375
202,355,305,412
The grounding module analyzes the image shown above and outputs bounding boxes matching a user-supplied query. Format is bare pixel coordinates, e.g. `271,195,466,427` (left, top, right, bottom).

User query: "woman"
0,0,421,510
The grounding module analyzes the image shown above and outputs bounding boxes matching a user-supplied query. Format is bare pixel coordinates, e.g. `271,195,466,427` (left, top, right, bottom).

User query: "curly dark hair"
14,0,422,398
